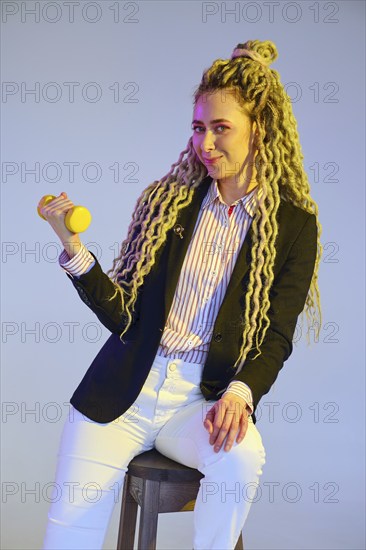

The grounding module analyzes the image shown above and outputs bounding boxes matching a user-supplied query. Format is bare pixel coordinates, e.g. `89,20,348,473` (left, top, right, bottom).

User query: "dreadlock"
104,39,322,375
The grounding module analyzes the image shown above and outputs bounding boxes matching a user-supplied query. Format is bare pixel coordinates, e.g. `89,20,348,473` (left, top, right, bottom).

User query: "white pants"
43,352,266,550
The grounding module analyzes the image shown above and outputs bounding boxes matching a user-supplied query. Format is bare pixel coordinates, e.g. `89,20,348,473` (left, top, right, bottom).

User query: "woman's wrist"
62,237,82,259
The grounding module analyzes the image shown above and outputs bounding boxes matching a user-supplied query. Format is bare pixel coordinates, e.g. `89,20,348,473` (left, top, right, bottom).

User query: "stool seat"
117,447,244,549
124,447,204,483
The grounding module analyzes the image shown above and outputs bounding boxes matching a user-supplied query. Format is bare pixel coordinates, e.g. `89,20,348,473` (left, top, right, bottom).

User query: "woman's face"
192,90,257,187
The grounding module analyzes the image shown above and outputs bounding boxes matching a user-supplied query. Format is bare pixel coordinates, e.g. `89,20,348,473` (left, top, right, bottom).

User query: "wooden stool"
117,447,244,549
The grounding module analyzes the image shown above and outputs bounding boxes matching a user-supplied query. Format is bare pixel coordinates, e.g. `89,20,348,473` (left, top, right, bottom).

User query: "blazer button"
214,333,222,342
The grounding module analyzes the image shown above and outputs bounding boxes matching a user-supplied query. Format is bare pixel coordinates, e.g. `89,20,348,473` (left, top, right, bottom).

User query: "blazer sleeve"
228,212,318,412
63,250,138,335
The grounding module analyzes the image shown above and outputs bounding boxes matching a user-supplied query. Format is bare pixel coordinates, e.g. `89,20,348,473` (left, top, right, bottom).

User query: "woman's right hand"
38,192,82,257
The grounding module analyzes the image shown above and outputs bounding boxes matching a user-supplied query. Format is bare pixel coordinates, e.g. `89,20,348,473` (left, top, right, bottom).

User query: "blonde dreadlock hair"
105,39,322,375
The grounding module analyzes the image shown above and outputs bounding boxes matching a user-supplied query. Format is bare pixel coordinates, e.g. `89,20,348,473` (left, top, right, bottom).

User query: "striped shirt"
59,179,265,415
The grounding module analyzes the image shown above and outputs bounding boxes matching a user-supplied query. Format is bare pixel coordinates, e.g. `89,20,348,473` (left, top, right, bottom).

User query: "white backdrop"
1,1,365,548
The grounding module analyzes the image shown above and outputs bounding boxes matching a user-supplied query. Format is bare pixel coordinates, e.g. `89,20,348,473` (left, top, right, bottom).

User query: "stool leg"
234,532,244,550
117,475,138,550
138,479,160,549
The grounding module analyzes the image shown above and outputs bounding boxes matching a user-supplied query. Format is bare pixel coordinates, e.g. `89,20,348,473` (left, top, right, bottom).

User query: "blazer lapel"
221,220,253,302
163,175,254,321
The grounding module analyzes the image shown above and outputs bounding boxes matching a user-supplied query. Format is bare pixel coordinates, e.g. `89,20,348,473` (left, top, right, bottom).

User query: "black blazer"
65,175,318,425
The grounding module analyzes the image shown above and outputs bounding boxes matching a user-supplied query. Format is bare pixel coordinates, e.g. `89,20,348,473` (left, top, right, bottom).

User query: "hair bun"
231,40,278,68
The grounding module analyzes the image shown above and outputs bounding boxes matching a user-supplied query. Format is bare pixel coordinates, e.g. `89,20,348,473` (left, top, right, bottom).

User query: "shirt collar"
201,178,264,218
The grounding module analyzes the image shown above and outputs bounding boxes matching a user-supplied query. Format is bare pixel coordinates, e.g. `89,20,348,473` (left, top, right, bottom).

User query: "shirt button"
169,363,177,371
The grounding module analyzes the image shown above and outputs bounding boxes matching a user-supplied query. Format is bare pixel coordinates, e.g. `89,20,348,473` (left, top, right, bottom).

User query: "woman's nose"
201,132,216,151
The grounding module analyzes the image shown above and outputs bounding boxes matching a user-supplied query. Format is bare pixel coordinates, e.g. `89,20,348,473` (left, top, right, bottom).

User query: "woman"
40,39,322,549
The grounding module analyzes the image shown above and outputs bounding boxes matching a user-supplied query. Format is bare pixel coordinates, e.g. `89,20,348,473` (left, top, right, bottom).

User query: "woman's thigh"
47,405,155,520
43,403,158,549
154,398,266,472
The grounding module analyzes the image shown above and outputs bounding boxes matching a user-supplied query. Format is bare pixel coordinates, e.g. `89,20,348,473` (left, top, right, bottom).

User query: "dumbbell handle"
37,194,92,233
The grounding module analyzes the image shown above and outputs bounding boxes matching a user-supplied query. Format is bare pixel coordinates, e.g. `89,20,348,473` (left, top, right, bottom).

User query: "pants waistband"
154,352,205,376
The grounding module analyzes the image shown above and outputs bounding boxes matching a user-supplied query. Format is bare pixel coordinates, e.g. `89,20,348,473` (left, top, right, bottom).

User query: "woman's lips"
204,156,222,164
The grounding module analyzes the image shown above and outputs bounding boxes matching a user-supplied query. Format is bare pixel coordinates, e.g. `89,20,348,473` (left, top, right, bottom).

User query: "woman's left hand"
204,393,250,453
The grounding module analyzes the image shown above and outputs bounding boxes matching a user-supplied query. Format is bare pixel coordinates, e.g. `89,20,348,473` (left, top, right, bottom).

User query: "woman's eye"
192,125,227,133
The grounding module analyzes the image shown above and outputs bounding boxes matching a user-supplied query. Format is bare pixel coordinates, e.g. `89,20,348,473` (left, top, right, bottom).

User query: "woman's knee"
224,435,266,481
47,482,120,528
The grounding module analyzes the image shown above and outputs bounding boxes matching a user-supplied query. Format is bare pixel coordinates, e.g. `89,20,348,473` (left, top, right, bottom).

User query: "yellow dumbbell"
37,194,92,233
